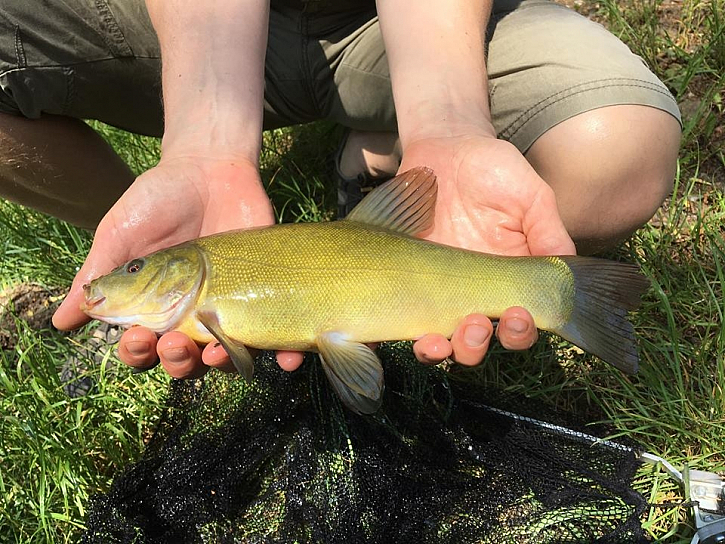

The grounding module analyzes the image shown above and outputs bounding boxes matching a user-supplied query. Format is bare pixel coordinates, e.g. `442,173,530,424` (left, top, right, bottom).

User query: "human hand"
403,133,576,367
53,156,275,378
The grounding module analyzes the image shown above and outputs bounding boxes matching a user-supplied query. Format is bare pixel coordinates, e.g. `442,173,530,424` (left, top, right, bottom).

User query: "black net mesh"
83,344,648,543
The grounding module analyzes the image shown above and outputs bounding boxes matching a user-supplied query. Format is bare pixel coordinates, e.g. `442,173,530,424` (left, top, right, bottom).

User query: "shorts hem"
500,78,682,152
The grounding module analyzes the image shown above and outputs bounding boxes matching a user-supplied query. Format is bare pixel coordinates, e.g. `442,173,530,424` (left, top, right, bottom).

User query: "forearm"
146,0,269,164
376,0,495,145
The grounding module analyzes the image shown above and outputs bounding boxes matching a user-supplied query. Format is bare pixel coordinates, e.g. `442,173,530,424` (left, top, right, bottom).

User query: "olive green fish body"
83,167,649,414
188,221,575,350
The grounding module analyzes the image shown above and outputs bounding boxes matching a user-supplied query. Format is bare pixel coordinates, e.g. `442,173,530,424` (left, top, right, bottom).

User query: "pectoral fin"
317,332,384,414
197,309,255,382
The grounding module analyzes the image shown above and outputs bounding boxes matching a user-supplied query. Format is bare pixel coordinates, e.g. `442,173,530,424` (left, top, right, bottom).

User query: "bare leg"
337,129,401,180
0,113,135,229
526,105,681,254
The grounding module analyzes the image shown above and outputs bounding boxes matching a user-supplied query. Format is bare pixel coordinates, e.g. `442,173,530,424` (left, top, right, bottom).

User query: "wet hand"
53,156,275,378
401,134,576,366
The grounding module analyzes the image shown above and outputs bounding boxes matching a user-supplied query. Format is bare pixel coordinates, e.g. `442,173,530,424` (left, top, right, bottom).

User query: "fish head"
81,244,206,332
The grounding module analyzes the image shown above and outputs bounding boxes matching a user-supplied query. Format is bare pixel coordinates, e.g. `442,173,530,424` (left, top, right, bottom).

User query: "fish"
82,167,650,414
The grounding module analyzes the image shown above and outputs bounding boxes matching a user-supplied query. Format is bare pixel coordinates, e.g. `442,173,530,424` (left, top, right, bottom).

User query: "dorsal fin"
345,167,437,236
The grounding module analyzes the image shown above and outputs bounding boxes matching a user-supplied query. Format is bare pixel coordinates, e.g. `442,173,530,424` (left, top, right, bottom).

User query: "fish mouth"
82,295,106,311
81,283,106,312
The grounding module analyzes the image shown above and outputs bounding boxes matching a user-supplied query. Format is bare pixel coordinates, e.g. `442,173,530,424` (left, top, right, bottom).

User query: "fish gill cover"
82,345,648,544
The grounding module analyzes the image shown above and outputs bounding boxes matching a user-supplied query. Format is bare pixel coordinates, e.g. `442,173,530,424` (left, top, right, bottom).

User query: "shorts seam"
13,26,26,68
489,82,499,102
300,14,323,118
0,56,160,79
62,67,75,115
501,78,675,140
94,0,133,57
337,62,390,82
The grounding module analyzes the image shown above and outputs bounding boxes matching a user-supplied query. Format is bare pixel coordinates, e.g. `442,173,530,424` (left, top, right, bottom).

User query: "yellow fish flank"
82,167,649,414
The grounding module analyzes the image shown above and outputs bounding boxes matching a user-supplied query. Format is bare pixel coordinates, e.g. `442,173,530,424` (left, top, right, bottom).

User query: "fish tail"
553,256,650,374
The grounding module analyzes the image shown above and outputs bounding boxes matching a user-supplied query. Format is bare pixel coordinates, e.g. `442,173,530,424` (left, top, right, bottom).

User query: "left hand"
404,133,576,366
53,157,276,378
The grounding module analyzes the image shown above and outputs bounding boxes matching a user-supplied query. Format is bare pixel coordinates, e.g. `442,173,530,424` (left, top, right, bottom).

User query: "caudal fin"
554,257,650,374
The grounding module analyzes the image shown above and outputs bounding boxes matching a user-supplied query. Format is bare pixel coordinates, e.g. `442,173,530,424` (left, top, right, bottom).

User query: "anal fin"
197,309,255,382
317,332,384,414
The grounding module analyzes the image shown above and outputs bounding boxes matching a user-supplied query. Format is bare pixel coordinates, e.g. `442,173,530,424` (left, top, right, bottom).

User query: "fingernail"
162,347,189,365
464,324,489,347
506,318,529,334
126,341,151,357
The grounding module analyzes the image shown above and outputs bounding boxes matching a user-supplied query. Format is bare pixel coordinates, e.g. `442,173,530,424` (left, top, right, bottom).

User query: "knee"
526,105,681,254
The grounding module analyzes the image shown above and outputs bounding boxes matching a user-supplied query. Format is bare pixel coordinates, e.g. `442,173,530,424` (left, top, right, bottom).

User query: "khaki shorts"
0,0,680,152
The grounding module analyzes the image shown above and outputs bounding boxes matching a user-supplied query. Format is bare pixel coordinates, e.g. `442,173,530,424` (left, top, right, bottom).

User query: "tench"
82,167,649,414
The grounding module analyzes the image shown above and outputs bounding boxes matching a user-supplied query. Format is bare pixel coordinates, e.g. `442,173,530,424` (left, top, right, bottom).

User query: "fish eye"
126,259,144,274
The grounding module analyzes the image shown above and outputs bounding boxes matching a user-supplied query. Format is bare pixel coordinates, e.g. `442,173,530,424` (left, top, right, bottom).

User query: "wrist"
160,106,263,166
377,0,495,146
400,101,496,147
147,0,269,165
158,61,265,164
155,154,261,183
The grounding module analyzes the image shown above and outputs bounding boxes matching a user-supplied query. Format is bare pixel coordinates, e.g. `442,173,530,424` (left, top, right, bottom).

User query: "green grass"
0,326,168,543
1,0,724,541
0,130,169,543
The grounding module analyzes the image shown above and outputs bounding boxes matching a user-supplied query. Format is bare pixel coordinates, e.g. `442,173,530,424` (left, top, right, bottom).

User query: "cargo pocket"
0,0,136,118
0,0,161,132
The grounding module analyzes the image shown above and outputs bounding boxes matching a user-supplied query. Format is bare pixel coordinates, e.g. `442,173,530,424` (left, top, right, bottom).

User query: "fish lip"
81,282,106,312
81,295,106,312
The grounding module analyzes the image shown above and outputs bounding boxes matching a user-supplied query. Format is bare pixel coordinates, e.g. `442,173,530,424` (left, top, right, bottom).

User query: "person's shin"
0,113,134,228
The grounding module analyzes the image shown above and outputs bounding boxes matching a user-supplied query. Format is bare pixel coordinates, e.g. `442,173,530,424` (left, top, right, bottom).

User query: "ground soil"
0,283,66,350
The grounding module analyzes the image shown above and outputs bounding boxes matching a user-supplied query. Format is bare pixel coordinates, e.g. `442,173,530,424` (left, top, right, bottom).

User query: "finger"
202,342,260,374
157,331,208,379
118,327,159,370
276,350,305,372
413,333,453,365
525,184,577,256
201,342,237,373
53,227,129,331
53,264,99,331
52,285,92,331
495,306,538,351
450,314,494,366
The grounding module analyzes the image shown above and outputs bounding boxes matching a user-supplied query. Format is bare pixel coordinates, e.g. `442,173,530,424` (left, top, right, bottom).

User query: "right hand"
399,134,576,368
53,155,276,378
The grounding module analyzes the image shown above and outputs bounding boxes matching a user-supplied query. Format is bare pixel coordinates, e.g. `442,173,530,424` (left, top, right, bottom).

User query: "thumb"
524,184,576,257
53,226,126,331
